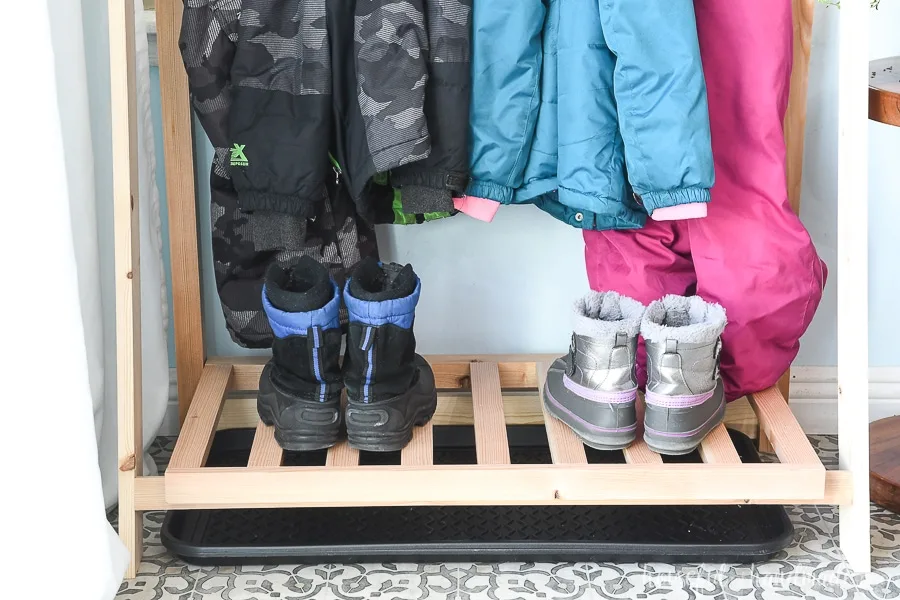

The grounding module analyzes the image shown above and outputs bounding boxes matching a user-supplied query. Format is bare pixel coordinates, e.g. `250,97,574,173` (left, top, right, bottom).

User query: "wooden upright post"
157,0,205,423
760,0,816,455
836,0,871,573
109,0,144,579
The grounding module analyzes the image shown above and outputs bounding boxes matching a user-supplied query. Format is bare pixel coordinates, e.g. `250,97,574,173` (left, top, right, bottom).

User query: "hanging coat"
467,0,715,230
181,0,471,220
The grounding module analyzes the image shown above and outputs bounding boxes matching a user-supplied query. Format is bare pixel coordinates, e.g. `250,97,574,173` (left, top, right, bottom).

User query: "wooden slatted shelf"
165,355,830,507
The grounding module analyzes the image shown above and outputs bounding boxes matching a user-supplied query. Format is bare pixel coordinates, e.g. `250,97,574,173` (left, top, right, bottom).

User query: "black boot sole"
257,392,341,453
346,389,438,453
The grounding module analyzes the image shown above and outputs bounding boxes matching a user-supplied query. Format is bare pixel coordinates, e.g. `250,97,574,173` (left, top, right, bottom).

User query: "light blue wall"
147,3,900,369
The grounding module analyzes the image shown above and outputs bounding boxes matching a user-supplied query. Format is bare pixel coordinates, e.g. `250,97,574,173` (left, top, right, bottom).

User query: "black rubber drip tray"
161,427,793,565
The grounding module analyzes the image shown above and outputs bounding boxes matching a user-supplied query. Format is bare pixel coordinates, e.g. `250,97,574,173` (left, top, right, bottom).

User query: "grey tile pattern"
114,435,900,600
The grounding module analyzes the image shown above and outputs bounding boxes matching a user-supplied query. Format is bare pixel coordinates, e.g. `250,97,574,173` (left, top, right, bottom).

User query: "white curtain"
3,0,169,595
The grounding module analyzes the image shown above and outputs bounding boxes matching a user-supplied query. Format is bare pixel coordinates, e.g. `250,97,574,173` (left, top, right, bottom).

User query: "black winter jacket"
180,0,471,220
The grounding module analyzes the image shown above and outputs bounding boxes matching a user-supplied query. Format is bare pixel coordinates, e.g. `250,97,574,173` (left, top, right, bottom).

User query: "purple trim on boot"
645,388,714,409
545,387,638,433
562,375,637,404
644,399,726,438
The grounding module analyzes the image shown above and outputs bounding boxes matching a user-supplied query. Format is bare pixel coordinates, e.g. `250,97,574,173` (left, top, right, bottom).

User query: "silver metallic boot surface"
543,292,644,450
641,295,727,455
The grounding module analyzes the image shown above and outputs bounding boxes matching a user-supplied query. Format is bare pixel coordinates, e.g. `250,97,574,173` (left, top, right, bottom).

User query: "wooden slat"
110,0,142,578
158,0,205,423
698,424,741,464
471,362,511,465
138,469,856,511
725,397,759,440
623,443,662,464
326,441,360,467
165,462,826,507
760,373,792,454
623,393,663,465
219,393,546,431
401,421,434,466
217,355,560,392
749,386,821,466
247,422,283,468
168,365,233,470
218,391,761,432
536,362,587,464
327,392,359,466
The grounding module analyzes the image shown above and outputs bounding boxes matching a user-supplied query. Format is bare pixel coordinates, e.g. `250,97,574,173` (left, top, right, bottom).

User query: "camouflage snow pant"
209,149,378,349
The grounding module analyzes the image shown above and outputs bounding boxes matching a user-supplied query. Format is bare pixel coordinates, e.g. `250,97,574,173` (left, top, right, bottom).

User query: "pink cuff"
454,196,500,223
651,202,708,221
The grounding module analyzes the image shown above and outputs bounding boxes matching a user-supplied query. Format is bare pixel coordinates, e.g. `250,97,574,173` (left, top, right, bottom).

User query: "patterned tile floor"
114,436,900,600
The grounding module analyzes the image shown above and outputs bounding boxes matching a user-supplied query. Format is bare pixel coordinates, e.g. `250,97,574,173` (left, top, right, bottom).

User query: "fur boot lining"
641,295,727,344
573,291,645,340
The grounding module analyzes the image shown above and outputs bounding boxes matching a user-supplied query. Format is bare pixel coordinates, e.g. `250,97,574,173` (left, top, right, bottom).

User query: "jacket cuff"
651,203,708,222
398,185,454,214
454,196,501,222
391,169,468,193
466,180,515,204
638,187,710,213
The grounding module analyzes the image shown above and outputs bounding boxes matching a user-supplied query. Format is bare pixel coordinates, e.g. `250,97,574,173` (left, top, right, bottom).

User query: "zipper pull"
329,153,342,185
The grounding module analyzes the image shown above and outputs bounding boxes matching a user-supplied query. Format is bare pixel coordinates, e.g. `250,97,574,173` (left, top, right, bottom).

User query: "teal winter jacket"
467,0,715,230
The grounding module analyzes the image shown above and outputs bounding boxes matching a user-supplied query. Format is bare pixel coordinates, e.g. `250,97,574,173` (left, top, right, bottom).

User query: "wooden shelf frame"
111,0,872,579
161,357,830,508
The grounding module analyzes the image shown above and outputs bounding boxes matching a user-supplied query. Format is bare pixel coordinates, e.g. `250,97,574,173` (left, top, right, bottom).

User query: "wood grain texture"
165,463,827,508
698,424,742,464
535,362,587,464
724,397,758,440
760,373,793,454
137,469,855,511
219,355,560,392
326,441,360,467
247,421,283,468
157,0,205,424
749,386,821,466
168,365,233,470
401,421,434,466
110,0,143,578
870,416,900,513
471,362,511,465
785,0,815,215
218,392,757,432
869,57,900,127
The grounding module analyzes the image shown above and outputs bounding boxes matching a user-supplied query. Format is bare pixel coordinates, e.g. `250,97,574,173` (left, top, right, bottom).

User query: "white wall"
796,3,900,366
193,4,900,367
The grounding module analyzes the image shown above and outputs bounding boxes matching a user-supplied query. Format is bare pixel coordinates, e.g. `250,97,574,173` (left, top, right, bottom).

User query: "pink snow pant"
583,0,827,401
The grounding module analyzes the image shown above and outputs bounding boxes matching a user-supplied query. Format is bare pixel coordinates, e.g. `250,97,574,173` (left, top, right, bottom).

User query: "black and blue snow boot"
342,258,437,452
257,256,343,451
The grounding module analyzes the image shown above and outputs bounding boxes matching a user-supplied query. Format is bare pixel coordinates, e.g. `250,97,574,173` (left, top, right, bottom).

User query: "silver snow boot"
543,292,645,450
641,295,727,455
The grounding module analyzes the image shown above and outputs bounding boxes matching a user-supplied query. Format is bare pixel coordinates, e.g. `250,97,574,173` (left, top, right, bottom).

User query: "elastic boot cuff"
641,295,727,344
344,279,421,330
573,291,645,341
265,258,333,313
263,284,341,338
